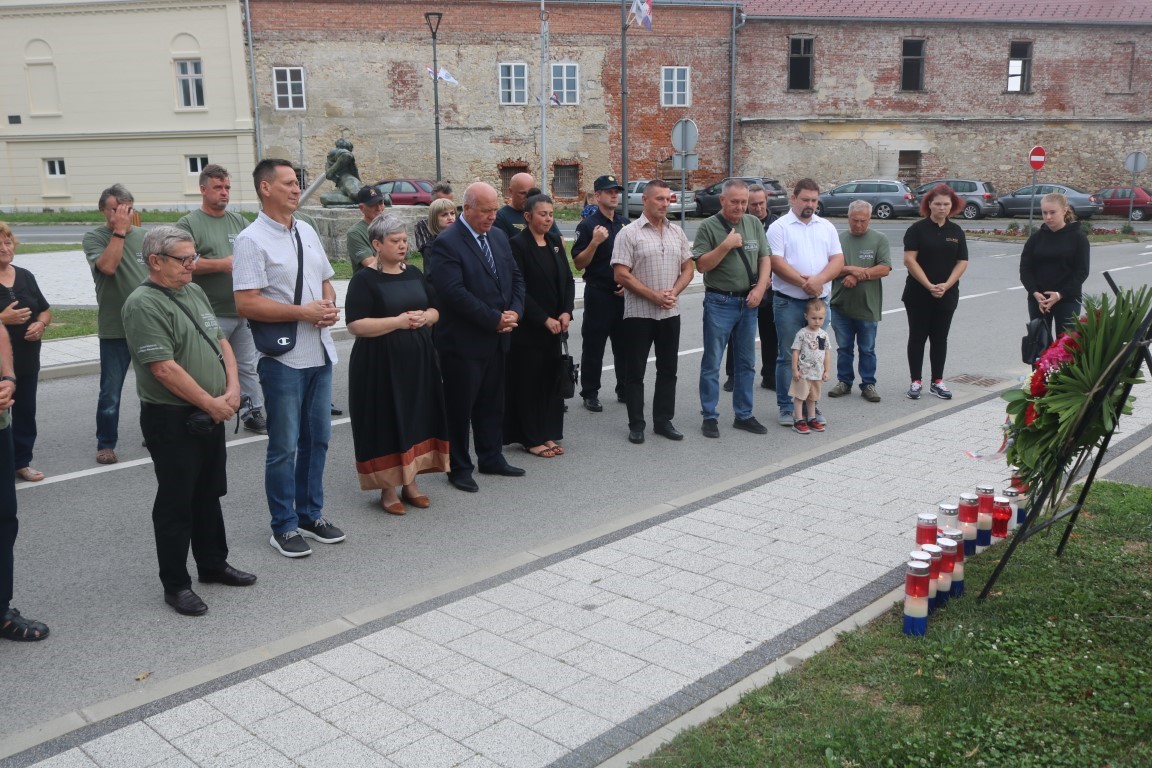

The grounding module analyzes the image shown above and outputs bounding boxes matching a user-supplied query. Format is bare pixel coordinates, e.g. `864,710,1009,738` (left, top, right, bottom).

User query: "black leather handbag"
557,332,578,399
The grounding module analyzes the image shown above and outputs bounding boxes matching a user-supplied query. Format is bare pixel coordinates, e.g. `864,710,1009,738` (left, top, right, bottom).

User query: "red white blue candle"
1003,487,1020,531
992,496,1012,541
958,493,979,556
922,543,944,612
936,538,956,606
942,527,964,597
916,513,939,545
903,560,930,636
936,503,958,535
976,507,993,553
976,484,995,516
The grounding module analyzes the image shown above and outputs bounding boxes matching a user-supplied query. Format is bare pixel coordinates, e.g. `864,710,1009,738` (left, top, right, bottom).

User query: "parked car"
373,178,434,205
695,177,788,217
915,179,999,220
1094,186,1152,221
616,180,696,217
996,184,1101,219
817,179,919,219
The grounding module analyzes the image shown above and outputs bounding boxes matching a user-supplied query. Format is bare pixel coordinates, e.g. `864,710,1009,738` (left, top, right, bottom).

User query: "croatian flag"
629,0,652,29
426,67,459,85
549,92,562,106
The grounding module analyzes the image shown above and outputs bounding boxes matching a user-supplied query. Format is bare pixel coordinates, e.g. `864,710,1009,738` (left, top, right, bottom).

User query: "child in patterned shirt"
790,298,831,434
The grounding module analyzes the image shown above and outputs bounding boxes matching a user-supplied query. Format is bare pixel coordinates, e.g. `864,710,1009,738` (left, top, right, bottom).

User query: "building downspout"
244,0,263,161
728,7,745,177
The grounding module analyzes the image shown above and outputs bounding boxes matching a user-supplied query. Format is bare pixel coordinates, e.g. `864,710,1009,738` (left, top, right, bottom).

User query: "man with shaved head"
493,172,561,241
427,182,527,493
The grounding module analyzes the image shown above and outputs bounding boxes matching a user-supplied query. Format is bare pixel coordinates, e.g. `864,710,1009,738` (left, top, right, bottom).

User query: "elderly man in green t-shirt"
122,225,256,617
692,179,772,439
828,200,892,403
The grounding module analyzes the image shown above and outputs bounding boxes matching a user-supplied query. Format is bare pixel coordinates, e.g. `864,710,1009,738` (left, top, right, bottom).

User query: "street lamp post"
425,12,443,181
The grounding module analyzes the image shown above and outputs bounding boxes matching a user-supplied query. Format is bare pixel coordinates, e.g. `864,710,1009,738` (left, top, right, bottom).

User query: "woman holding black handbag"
505,191,575,458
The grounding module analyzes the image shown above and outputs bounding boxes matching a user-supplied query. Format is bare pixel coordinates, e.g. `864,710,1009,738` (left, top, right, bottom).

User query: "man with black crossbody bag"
123,226,256,617
691,179,772,439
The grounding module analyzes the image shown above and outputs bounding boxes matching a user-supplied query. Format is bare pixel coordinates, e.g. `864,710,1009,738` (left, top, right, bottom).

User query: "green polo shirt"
122,281,226,406
176,209,248,317
82,226,149,339
346,220,374,272
692,213,769,293
832,228,892,322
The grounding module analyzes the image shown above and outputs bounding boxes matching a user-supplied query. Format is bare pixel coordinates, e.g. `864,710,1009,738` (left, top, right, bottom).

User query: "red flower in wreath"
1025,402,1038,426
1030,374,1048,398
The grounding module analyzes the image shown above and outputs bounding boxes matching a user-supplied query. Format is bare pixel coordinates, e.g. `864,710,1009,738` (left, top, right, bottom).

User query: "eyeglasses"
158,252,201,268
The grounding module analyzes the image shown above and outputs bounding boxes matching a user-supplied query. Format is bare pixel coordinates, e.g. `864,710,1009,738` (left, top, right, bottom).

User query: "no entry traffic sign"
1029,146,1046,170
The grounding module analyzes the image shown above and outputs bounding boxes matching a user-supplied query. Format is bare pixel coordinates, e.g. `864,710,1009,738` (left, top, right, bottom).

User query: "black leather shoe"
617,394,627,403
628,429,645,444
449,475,480,492
654,422,684,441
164,589,207,616
761,379,775,390
199,565,257,587
479,464,526,477
722,377,734,392
701,418,720,438
583,397,603,412
330,404,343,416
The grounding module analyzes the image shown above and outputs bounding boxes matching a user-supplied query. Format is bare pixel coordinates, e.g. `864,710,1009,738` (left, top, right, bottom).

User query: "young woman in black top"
1019,192,1090,338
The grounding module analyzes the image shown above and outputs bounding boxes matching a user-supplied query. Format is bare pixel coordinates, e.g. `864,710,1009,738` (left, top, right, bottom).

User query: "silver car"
996,184,1102,219
617,180,695,218
916,179,999,220
817,179,919,219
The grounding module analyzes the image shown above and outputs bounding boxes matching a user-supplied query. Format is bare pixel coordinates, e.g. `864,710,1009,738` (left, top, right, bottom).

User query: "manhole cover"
951,373,1009,387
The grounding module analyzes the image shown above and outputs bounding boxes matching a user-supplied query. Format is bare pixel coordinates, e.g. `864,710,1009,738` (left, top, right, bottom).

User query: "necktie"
478,234,498,280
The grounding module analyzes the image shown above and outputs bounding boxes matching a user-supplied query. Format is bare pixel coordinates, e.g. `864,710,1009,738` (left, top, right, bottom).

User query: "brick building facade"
249,0,738,200
736,0,1152,194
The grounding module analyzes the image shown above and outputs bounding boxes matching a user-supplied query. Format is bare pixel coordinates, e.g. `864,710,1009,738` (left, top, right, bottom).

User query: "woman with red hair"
902,184,968,400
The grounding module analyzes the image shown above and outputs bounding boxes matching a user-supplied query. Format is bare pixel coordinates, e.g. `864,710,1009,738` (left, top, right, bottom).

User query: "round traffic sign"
1028,146,1046,170
1124,151,1149,174
671,119,698,153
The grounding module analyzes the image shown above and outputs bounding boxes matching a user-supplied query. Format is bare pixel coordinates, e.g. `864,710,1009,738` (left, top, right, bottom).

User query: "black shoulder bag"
249,227,305,356
556,332,579,400
713,213,758,290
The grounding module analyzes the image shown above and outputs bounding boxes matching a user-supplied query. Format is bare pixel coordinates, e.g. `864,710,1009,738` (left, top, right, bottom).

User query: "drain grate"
951,373,1010,387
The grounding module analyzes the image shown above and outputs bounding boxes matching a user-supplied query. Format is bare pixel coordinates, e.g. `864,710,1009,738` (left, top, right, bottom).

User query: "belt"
706,288,749,298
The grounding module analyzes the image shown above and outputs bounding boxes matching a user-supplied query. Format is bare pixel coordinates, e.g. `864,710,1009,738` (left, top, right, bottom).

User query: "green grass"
635,481,1152,768
14,243,83,254
43,308,98,339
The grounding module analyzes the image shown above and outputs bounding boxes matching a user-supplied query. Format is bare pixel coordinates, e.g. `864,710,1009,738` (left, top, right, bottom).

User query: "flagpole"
424,12,444,181
620,0,629,222
540,0,549,194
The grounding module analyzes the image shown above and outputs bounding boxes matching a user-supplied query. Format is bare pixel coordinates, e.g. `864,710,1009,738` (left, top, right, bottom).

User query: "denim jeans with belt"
258,357,332,535
700,290,758,421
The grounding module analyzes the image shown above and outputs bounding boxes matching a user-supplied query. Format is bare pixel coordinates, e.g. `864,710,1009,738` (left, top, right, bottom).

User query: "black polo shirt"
573,208,625,291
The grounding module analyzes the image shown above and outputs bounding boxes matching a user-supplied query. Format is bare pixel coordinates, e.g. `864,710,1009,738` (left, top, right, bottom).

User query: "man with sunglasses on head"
122,225,255,617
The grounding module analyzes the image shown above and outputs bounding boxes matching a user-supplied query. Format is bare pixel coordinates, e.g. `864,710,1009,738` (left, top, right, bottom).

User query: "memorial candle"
976,507,993,553
922,543,944,612
958,493,979,556
916,513,939,545
936,538,956,607
976,484,995,516
992,496,1012,540
936,503,959,535
903,560,930,636
942,527,964,597
1003,487,1020,531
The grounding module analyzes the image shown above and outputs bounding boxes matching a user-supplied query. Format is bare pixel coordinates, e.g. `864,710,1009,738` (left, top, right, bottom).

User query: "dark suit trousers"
580,284,626,400
0,427,17,615
441,352,507,477
141,404,229,593
622,316,680,431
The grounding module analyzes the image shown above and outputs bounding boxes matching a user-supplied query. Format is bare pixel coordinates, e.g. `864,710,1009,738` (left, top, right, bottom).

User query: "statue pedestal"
301,206,433,264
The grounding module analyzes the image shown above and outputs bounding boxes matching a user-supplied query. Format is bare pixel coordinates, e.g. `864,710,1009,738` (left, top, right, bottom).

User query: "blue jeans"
258,357,332,535
774,294,828,410
830,309,879,388
700,291,758,421
96,338,131,450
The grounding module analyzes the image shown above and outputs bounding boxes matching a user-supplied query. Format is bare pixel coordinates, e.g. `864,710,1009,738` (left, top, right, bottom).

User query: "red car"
1095,186,1152,221
373,179,434,205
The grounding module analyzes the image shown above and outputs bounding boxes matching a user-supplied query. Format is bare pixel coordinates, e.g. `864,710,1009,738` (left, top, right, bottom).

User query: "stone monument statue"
320,138,363,207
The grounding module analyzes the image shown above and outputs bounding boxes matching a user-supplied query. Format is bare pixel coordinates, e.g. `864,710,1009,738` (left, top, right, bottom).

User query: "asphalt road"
4,235,1152,743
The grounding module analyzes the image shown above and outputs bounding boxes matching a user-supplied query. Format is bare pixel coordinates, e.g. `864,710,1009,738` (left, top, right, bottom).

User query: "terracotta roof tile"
741,0,1152,24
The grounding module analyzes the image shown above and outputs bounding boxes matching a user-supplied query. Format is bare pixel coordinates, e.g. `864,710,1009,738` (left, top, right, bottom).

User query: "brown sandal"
526,445,559,458
15,467,44,482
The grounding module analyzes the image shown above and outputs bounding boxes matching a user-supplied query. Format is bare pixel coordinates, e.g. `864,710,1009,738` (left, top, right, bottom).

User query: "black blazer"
426,218,526,358
509,229,576,347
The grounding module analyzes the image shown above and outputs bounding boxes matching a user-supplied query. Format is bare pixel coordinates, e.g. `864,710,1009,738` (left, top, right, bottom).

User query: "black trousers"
579,284,626,400
141,404,229,593
621,316,680,431
725,292,777,382
0,427,17,615
903,287,959,382
440,351,508,478
11,370,38,470
1026,295,1081,340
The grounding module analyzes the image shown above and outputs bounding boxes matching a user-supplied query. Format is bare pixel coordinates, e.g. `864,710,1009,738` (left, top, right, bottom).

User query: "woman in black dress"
346,214,449,514
1019,191,1090,337
0,222,50,482
505,192,575,458
902,184,968,401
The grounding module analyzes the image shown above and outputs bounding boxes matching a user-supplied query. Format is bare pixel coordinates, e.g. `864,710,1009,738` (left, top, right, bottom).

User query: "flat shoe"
198,565,257,587
449,475,479,493
0,608,49,641
164,589,208,616
15,467,44,482
401,489,431,508
381,497,406,515
95,448,118,465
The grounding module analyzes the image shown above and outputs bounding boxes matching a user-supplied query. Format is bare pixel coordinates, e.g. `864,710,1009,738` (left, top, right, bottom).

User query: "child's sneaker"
792,419,810,435
930,380,953,400
807,418,825,433
906,380,922,400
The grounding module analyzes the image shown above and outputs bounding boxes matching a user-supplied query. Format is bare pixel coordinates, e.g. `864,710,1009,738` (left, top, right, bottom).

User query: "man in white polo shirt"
767,178,844,426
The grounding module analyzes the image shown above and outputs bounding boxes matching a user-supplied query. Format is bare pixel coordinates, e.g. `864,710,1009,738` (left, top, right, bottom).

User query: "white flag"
628,0,652,30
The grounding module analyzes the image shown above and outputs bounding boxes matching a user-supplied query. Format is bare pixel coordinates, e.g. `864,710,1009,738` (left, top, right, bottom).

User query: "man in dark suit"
426,182,527,493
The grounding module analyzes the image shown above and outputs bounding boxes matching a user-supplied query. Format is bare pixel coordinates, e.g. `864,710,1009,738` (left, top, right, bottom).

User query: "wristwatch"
111,232,127,239
0,375,16,384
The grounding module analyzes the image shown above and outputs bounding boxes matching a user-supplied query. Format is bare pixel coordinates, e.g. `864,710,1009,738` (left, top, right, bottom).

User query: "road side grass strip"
43,309,98,339
636,480,1152,768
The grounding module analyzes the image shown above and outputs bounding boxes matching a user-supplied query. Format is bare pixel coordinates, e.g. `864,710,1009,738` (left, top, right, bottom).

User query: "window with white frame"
175,59,204,108
1007,41,1032,93
551,63,579,105
661,66,690,107
273,67,306,110
45,159,66,177
499,62,528,105
187,155,209,175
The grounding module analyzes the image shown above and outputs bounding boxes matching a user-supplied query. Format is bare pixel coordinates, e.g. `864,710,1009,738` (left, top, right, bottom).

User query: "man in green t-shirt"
692,179,772,439
829,200,892,402
177,164,267,435
122,225,255,617
82,184,149,465
346,185,385,273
